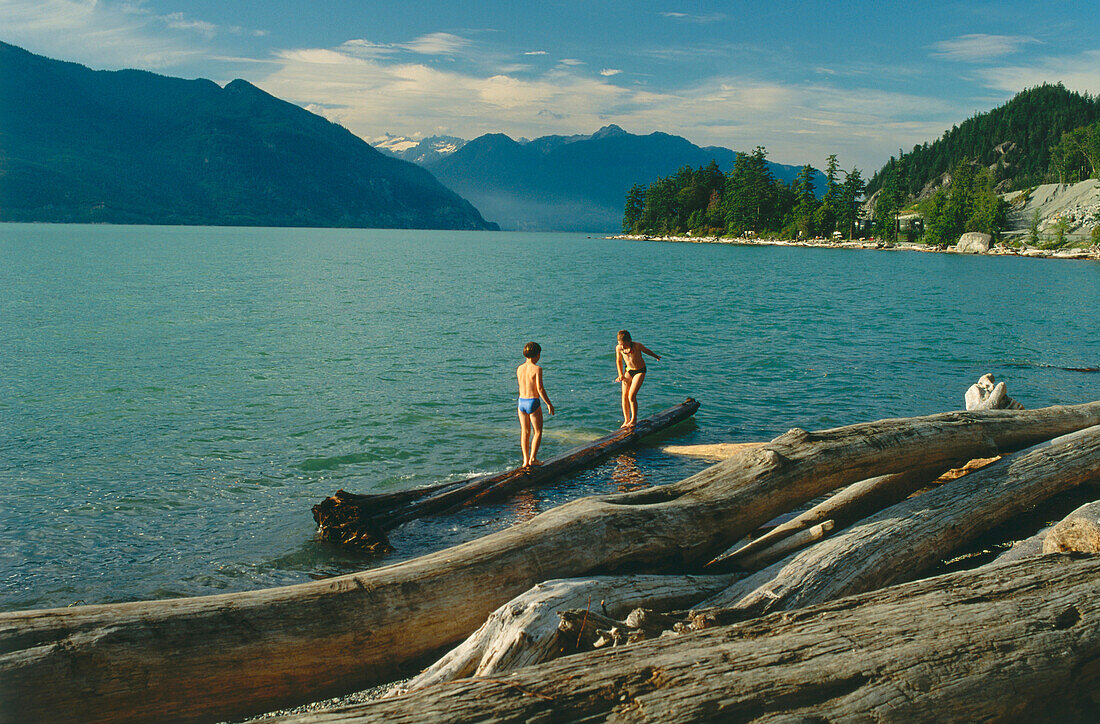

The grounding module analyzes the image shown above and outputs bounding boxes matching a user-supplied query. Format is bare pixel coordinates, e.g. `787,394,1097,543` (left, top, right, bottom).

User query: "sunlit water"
1,224,1097,611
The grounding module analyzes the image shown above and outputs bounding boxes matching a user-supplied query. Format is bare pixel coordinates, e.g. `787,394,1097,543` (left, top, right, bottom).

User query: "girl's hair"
617,330,632,345
523,341,541,359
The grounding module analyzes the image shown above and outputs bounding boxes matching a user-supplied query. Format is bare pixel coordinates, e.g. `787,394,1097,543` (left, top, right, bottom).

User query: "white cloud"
254,40,960,170
930,34,1039,62
976,49,1100,95
558,58,584,66
660,11,726,23
397,32,469,56
160,12,218,39
600,68,622,76
524,50,548,56
0,0,233,69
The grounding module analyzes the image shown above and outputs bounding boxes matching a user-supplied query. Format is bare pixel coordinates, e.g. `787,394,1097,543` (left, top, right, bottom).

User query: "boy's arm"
641,344,661,360
536,367,555,414
615,348,625,380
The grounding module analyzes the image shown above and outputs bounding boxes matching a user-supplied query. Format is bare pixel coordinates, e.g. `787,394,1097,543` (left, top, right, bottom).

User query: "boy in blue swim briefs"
517,341,555,467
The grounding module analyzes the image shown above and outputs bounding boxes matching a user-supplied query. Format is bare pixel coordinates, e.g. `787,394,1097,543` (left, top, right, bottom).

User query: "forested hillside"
867,84,1100,197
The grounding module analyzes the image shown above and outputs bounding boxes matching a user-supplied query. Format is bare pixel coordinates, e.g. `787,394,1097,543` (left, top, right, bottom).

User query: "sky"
3,0,1099,172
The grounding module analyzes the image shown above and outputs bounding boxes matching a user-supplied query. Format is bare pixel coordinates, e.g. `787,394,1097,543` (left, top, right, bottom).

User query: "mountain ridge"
0,41,497,230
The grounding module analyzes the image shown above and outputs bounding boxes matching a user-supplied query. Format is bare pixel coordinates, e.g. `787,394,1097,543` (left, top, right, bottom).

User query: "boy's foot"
620,421,631,429
529,458,544,466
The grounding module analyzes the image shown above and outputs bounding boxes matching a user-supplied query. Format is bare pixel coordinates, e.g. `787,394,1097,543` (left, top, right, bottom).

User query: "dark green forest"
867,83,1100,197
622,149,865,239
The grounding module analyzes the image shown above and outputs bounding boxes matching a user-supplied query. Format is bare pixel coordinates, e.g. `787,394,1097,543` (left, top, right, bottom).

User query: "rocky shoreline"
610,234,1100,260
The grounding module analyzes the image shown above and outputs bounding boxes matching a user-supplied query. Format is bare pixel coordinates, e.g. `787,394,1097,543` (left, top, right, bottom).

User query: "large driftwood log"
3,403,1099,723
274,555,1100,723
701,424,1100,615
312,399,700,551
395,574,734,692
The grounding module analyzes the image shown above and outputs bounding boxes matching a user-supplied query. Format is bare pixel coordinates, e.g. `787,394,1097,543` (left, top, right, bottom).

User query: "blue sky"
3,0,1099,171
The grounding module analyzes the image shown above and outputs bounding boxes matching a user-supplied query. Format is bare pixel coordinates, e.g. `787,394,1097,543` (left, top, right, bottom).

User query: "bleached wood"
735,519,835,570
701,424,1100,615
2,402,1099,723
273,555,1100,723
395,574,734,692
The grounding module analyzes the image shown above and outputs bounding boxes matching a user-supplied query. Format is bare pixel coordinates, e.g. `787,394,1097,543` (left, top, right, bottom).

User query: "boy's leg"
620,380,631,427
626,373,646,426
518,410,532,466
529,407,545,465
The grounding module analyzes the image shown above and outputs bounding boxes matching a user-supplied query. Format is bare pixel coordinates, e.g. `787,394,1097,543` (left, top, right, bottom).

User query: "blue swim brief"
518,397,541,414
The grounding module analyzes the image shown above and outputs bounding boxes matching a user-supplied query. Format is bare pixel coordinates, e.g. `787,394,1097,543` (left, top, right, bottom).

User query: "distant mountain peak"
592,124,628,139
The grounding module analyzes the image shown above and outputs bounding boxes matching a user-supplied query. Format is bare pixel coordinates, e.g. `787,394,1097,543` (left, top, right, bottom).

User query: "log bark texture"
312,399,700,551
396,574,734,691
709,464,943,569
2,402,1099,723
274,555,1100,723
702,424,1100,615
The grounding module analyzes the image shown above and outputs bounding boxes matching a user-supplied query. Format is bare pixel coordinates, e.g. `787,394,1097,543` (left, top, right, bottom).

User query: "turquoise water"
1,224,1098,612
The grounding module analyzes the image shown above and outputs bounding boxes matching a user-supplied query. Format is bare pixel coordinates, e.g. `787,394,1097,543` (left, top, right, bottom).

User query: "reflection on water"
504,489,541,522
610,451,649,492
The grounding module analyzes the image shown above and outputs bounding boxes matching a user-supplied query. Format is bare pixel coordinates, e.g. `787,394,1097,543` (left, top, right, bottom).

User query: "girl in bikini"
615,330,661,428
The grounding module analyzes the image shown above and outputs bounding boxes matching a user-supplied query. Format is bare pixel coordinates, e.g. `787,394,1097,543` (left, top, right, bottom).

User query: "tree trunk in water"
2,403,1098,723
312,399,700,552
281,555,1100,723
701,425,1100,615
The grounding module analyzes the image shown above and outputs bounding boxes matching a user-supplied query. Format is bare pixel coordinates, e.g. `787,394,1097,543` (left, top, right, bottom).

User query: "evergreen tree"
623,183,646,232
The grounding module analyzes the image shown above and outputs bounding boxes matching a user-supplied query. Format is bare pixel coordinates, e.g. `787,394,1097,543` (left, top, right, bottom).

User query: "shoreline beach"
610,233,1100,260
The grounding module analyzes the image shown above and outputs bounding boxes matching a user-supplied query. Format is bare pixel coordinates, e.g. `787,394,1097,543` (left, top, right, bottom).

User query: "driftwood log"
701,424,1100,615
395,574,735,692
275,554,1100,723
312,398,700,551
708,464,945,569
2,402,1099,723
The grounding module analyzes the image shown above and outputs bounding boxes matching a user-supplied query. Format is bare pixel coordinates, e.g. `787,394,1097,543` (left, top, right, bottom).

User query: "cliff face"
1003,180,1100,240
0,42,497,230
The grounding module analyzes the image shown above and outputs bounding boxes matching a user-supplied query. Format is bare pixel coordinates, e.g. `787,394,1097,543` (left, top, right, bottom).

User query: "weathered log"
708,464,944,568
701,424,1100,616
395,574,734,692
273,555,1100,723
3,402,1098,723
734,519,835,570
312,398,700,552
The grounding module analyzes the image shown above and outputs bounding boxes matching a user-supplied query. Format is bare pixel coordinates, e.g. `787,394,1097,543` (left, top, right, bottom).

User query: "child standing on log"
615,330,660,428
517,342,555,467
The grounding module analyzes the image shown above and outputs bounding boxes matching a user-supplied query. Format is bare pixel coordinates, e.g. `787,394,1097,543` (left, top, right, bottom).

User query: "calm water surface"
1,224,1098,611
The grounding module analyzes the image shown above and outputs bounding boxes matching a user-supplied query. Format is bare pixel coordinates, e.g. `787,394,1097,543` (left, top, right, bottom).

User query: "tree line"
623,149,866,239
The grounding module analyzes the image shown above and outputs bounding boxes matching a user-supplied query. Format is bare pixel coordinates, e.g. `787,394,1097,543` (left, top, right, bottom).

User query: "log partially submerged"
3,402,1099,723
312,398,700,552
276,555,1100,723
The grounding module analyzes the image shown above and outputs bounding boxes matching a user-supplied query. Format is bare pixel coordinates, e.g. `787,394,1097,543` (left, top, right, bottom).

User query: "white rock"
956,232,993,253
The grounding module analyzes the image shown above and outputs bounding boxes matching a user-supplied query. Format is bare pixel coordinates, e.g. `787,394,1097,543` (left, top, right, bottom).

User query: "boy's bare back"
517,361,542,398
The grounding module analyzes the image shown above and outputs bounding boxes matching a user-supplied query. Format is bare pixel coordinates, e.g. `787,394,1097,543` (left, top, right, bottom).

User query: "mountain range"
0,42,496,230
375,126,823,232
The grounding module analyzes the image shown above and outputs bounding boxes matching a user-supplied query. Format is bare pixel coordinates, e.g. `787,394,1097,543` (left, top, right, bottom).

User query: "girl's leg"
518,410,532,466
529,407,545,465
626,372,646,426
